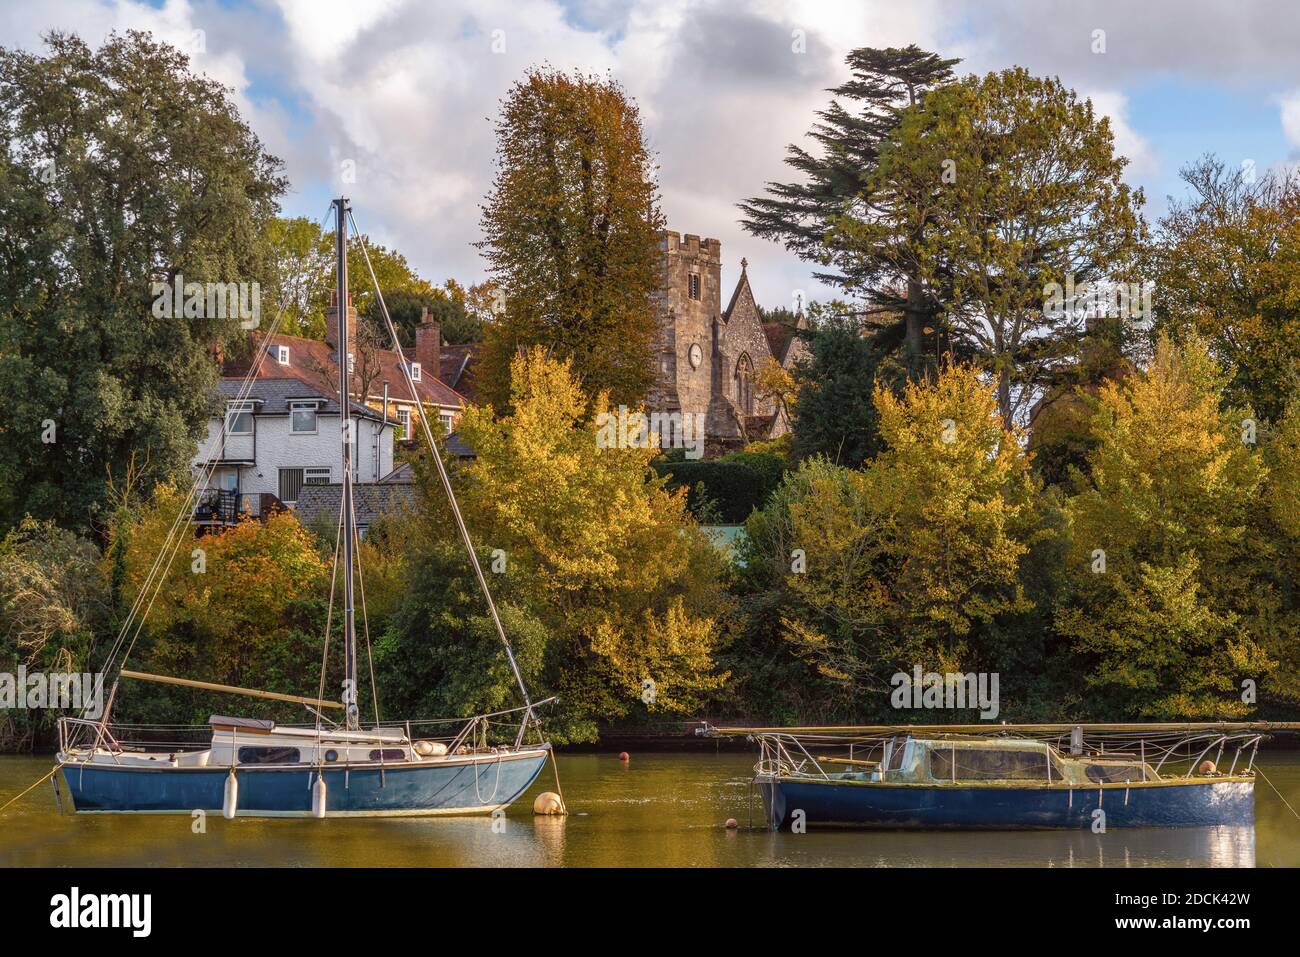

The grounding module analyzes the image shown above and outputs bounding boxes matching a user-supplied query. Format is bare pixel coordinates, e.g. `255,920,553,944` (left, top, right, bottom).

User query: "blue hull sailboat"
56,198,559,819
707,723,1296,830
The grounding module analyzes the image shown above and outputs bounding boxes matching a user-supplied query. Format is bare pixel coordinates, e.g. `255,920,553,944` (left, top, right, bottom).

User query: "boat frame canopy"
742,726,1267,787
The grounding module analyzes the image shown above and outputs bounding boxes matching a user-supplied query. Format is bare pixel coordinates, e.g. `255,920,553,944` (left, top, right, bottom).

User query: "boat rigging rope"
93,206,336,698
346,208,537,740
312,502,346,780
348,488,381,726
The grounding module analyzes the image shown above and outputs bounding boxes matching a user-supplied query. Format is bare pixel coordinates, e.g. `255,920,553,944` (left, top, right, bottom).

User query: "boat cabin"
851,737,1159,786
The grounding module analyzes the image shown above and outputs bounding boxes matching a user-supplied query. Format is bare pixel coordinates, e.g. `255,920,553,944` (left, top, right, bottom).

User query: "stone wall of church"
718,282,778,417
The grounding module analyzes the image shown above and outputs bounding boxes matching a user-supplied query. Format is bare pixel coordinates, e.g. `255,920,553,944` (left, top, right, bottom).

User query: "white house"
192,373,396,528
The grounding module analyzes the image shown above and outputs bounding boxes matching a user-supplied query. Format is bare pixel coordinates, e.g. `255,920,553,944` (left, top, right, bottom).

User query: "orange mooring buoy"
724,818,739,829
618,751,630,762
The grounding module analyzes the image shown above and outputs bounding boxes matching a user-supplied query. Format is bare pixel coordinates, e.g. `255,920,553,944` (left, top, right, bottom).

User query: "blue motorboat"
707,723,1296,830
55,198,560,819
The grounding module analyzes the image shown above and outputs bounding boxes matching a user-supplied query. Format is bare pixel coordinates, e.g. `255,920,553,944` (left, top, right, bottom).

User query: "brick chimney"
415,305,440,378
325,289,358,354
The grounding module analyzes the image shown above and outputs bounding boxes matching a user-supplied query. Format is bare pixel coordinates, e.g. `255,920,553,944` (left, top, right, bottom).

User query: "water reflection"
0,752,1294,867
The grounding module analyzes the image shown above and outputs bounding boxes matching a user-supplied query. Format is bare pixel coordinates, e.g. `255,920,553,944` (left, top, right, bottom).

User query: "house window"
227,406,253,435
347,352,355,374
304,467,331,486
290,401,318,434
278,468,305,504
688,273,701,300
395,407,412,439
275,345,290,365
439,412,454,434
410,362,422,382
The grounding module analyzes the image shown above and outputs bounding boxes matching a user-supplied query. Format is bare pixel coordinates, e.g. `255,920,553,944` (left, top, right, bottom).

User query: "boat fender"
413,740,448,757
312,774,327,818
533,791,566,815
223,770,238,820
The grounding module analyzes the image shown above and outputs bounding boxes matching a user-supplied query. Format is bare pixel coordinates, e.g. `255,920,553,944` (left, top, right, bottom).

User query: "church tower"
650,231,721,421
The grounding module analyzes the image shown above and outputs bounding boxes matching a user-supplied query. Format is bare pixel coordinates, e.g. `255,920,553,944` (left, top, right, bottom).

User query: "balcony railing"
193,489,285,527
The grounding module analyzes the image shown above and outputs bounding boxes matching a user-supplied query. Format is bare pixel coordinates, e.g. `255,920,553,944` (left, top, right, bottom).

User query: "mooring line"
0,763,64,817
1255,766,1300,822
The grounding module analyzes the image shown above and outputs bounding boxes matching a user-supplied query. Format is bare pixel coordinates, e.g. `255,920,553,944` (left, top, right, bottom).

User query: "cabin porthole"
325,749,339,763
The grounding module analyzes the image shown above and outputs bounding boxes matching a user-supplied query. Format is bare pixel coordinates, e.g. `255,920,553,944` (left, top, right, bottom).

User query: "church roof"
722,263,754,325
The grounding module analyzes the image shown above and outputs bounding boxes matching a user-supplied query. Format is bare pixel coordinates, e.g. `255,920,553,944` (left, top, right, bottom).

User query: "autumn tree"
759,362,1042,712
741,45,959,378
0,31,286,534
1055,335,1273,718
113,486,328,717
836,68,1146,425
1152,155,1300,423
444,349,728,738
478,69,665,409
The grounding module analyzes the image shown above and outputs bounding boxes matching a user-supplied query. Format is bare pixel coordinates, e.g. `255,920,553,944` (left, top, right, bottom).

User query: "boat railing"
755,733,832,780
59,697,559,763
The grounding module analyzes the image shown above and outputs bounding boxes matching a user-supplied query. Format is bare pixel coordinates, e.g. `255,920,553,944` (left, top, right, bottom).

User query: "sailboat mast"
334,196,359,731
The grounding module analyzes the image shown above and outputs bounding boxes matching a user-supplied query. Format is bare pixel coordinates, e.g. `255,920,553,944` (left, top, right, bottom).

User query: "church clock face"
688,343,703,370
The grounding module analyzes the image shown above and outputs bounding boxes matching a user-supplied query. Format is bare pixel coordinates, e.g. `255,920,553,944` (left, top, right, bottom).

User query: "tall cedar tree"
478,69,664,409
839,69,1145,426
0,32,285,535
739,45,959,379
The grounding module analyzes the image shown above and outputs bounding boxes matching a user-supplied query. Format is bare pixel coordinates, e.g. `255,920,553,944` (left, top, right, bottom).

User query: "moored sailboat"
56,198,558,818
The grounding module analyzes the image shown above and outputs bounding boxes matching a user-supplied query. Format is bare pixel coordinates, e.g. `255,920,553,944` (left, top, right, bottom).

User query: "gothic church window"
735,353,754,415
688,273,701,300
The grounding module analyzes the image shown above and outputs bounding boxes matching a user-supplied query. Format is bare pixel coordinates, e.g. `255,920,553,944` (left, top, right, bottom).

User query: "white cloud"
1082,89,1159,180
1,0,1289,312
1280,90,1300,153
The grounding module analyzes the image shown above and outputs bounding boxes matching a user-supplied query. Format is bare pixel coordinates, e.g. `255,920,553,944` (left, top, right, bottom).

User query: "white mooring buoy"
312,774,327,818
532,791,566,815
223,770,238,820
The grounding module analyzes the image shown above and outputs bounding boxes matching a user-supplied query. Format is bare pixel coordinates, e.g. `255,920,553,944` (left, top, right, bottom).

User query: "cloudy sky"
3,0,1298,309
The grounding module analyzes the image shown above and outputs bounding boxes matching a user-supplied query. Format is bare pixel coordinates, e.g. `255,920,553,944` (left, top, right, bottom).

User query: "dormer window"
410,362,422,382
275,345,290,365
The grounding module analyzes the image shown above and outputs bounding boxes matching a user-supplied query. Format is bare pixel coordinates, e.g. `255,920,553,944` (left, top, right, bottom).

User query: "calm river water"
2,751,1297,867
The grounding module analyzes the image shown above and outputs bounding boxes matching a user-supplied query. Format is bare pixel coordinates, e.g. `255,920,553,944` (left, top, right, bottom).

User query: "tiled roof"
216,376,389,422
439,344,480,403
293,482,416,528
761,323,791,363
224,331,465,411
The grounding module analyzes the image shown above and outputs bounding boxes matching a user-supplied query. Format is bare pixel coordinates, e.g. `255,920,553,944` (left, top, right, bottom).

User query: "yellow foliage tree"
452,349,729,732
776,361,1040,700
1056,335,1273,718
